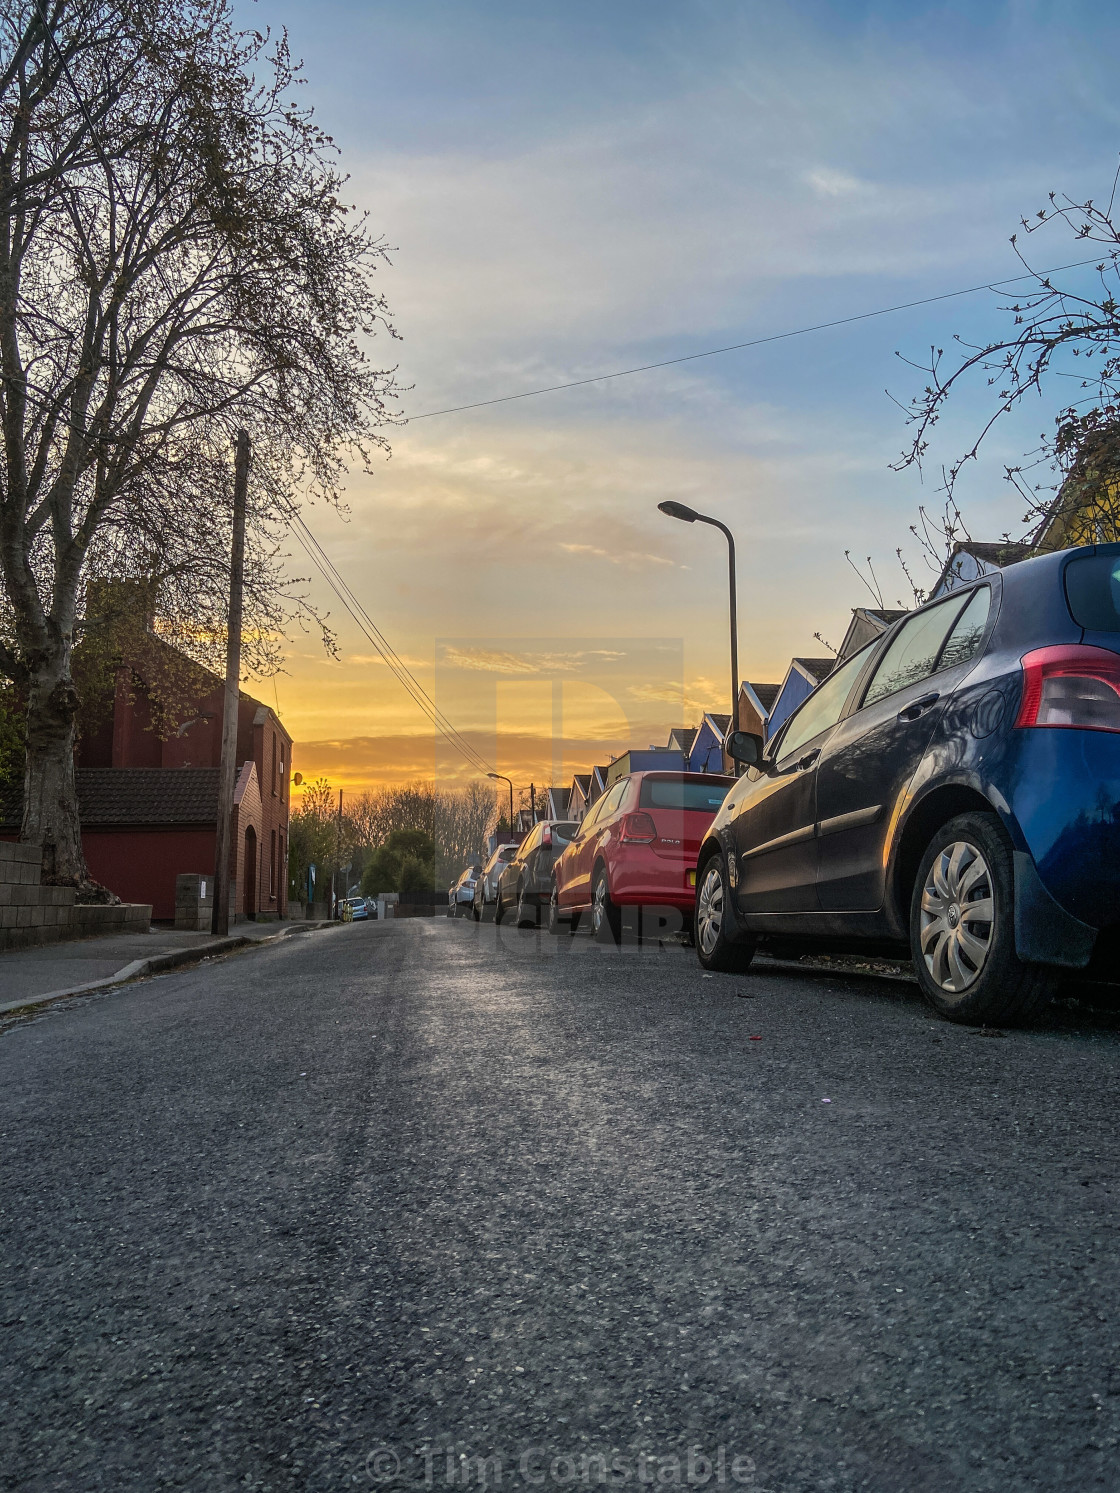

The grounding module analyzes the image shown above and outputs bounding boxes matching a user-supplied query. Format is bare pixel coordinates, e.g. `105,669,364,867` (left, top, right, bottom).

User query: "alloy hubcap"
593,879,606,931
920,840,995,994
696,865,724,956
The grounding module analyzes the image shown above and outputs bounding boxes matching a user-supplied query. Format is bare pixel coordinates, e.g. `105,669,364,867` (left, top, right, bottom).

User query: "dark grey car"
495,820,580,927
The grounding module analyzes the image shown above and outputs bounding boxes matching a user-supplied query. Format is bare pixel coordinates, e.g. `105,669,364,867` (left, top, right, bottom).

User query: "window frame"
769,643,876,768
855,584,994,714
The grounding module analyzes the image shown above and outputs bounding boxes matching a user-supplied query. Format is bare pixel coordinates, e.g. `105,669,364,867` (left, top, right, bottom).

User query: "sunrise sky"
236,0,1120,797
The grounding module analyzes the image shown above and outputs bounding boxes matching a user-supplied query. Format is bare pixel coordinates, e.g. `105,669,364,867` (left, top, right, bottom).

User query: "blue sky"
250,0,1120,786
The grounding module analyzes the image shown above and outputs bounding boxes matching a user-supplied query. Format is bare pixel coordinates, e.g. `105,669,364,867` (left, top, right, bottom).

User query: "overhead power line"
408,254,1115,421
290,515,495,777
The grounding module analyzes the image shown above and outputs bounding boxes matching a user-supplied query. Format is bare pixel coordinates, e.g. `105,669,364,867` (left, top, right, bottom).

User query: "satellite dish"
293,772,304,786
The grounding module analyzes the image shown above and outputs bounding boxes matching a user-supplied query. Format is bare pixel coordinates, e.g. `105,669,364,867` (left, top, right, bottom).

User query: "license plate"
687,869,696,887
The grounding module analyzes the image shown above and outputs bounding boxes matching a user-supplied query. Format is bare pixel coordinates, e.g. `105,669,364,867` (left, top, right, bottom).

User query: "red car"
548,771,736,940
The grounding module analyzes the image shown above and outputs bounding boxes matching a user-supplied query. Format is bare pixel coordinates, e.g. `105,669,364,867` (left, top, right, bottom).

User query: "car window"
1065,550,1120,631
937,586,992,670
519,825,542,854
862,597,967,708
776,646,872,763
640,778,734,811
499,845,518,861
597,782,627,819
551,821,579,844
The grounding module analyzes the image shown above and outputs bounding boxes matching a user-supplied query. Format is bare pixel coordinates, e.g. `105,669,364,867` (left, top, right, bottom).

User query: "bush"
360,829,435,897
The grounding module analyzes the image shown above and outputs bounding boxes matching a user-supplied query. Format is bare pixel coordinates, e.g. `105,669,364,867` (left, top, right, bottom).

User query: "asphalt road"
1,916,1118,1493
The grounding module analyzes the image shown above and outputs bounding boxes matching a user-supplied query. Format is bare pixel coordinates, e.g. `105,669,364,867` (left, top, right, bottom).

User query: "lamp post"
657,500,739,731
488,772,515,838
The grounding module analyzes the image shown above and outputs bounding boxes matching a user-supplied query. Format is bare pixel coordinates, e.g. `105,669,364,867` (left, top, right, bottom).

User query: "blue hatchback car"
695,542,1120,1023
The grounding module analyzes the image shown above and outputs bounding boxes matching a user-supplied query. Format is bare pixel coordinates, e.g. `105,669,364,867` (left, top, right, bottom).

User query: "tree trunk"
21,644,87,885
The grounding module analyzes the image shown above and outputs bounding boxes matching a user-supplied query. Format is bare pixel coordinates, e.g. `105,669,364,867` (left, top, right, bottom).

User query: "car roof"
631,770,736,782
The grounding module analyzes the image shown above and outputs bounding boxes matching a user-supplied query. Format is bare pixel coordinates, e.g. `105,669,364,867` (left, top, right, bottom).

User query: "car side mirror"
726,730,765,766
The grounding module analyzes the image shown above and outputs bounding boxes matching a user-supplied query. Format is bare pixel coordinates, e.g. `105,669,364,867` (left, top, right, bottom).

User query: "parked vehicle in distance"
338,896,370,921
695,542,1120,1025
495,820,580,926
549,772,735,941
473,843,520,921
449,865,481,917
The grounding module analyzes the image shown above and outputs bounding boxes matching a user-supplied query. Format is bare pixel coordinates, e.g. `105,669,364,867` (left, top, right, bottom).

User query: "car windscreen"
551,821,579,844
639,778,733,812
1065,551,1120,632
499,845,518,860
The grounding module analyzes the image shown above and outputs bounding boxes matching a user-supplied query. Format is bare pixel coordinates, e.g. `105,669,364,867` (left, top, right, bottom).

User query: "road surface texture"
1,917,1118,1493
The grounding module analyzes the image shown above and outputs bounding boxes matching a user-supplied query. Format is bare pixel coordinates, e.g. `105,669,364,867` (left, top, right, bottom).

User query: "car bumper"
1004,728,1120,936
609,854,698,911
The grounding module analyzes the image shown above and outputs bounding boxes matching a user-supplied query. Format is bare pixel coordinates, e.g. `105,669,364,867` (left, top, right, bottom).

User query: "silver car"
472,843,519,921
449,865,481,917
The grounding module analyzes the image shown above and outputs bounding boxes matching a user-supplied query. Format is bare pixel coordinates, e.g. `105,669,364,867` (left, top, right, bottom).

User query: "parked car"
549,772,735,940
338,896,370,921
695,542,1120,1024
473,843,520,921
494,820,580,926
448,865,481,917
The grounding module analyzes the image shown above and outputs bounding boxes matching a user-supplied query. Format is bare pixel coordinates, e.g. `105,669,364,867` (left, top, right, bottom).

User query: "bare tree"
0,0,399,886
343,779,497,885
893,163,1120,553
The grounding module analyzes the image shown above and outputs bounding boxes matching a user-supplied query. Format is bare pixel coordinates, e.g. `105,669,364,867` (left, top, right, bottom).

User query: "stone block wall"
0,841,151,952
0,843,77,952
174,872,237,931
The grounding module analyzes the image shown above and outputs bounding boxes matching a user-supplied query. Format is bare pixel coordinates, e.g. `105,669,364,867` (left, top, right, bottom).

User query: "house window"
271,735,277,796
270,829,276,897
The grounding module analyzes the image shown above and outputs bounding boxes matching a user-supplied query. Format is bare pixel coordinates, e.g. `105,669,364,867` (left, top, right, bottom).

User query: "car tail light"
620,811,657,843
1016,645,1120,733
542,824,552,846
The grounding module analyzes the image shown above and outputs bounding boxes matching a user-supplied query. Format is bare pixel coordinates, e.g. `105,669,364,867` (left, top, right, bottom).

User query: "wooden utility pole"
333,788,343,916
211,430,250,936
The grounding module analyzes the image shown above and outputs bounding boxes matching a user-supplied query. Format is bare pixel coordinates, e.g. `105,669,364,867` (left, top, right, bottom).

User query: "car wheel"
548,881,576,935
516,883,538,929
472,897,481,922
695,851,756,973
494,888,506,925
591,867,621,945
910,812,1059,1025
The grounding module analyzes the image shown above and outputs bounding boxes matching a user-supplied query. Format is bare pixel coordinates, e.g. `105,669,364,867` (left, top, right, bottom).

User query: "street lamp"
657,501,739,730
488,772,515,838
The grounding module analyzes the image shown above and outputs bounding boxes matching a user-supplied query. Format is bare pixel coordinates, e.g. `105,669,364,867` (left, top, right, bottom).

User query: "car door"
814,585,994,911
560,796,605,906
729,646,872,913
579,782,628,901
506,825,541,900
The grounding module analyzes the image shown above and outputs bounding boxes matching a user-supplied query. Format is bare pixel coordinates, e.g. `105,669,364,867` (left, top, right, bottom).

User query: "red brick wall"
82,829,217,921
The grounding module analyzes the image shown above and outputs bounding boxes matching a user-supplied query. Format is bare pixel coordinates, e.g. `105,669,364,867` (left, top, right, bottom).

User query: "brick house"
3,636,293,922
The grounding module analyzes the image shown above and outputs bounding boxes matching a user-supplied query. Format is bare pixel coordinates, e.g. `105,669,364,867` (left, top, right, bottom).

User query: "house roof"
667,727,697,754
792,657,837,684
570,773,591,797
0,767,226,832
743,682,781,713
547,786,570,815
703,712,732,734
931,540,1033,597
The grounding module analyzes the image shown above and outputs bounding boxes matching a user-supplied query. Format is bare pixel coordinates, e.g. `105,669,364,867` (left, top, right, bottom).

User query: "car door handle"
898,691,940,722
797,748,821,771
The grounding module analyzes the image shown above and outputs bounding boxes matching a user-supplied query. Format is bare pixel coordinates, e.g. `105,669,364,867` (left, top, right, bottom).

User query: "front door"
244,827,257,918
815,585,994,911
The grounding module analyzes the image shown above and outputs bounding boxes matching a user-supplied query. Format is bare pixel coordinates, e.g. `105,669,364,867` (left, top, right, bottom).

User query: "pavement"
0,917,334,1012
1,915,1119,1492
